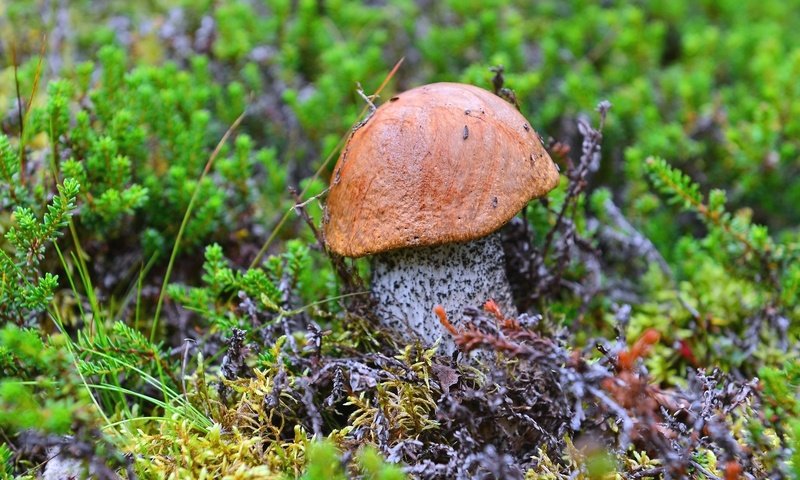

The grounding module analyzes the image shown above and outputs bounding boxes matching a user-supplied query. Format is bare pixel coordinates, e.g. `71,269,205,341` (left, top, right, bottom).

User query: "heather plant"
0,177,79,323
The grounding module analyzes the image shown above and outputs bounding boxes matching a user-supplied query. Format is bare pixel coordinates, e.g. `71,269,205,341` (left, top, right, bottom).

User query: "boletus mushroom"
323,82,559,354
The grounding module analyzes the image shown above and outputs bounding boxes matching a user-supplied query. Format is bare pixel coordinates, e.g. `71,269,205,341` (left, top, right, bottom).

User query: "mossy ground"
1,1,799,478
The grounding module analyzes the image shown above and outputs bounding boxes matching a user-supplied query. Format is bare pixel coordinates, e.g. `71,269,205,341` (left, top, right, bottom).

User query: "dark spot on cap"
463,125,469,140
522,123,530,132
492,197,498,208
390,96,400,102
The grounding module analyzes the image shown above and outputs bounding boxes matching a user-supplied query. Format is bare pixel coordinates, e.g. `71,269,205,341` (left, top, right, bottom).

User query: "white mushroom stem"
370,231,516,354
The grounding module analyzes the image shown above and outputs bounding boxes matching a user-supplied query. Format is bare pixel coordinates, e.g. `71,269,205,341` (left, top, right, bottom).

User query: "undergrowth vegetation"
1,0,799,478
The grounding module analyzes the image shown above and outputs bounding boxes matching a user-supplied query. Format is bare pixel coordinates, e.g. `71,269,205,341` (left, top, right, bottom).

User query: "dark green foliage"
2,43,285,267
634,157,798,378
76,322,167,384
168,240,335,332
1,178,79,322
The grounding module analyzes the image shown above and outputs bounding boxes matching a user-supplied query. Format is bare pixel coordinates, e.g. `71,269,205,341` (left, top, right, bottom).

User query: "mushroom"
323,82,559,354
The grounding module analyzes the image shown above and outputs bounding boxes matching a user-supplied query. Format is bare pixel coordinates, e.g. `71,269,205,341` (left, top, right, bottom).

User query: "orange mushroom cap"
324,82,560,258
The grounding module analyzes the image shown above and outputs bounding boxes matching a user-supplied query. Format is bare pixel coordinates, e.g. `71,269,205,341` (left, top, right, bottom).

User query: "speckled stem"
370,231,516,354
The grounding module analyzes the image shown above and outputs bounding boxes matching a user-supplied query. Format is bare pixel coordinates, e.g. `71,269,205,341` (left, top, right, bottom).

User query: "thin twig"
11,43,25,186
293,187,329,209
690,460,723,480
249,57,404,269
356,82,378,113
540,102,609,261
530,101,610,303
289,187,363,295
